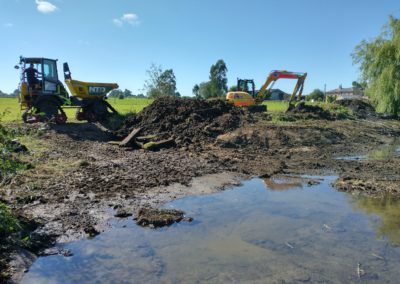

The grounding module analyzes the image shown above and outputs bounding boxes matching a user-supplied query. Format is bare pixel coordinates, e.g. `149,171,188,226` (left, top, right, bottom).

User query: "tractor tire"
80,100,118,122
22,108,30,123
35,96,64,122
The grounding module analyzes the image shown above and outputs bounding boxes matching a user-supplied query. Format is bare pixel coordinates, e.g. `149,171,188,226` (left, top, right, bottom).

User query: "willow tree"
352,16,400,117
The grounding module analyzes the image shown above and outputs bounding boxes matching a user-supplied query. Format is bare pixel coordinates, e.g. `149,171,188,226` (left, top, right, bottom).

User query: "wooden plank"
143,138,175,150
119,127,142,147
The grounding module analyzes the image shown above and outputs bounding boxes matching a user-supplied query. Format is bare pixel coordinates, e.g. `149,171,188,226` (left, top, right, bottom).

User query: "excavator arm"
254,70,307,105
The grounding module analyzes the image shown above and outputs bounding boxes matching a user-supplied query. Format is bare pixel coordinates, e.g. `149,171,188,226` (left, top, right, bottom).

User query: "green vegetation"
0,202,20,241
352,16,400,117
0,97,21,122
195,59,228,99
107,97,153,114
144,64,180,98
350,195,400,246
306,89,324,102
367,139,400,160
0,97,153,123
264,101,289,112
0,122,30,184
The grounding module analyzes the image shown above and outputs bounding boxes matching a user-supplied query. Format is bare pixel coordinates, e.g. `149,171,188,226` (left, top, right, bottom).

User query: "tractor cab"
16,57,69,104
15,56,69,123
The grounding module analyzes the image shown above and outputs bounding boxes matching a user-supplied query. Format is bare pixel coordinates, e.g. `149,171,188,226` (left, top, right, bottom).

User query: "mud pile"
287,102,332,120
119,97,245,147
335,99,376,118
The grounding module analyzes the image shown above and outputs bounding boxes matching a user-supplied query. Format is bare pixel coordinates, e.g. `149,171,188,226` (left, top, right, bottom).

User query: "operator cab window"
43,59,58,92
43,59,58,81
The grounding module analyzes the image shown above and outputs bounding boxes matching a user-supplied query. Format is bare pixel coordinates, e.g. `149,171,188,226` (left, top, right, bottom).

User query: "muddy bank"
1,101,400,281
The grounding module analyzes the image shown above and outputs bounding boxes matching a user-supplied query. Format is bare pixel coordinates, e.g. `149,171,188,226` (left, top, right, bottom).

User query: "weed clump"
0,123,30,185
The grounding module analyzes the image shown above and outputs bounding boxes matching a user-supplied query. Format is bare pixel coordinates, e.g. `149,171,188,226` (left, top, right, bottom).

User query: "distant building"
267,89,290,101
326,85,364,100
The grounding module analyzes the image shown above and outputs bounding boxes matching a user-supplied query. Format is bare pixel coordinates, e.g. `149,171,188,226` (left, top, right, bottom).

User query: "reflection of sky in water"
22,176,400,283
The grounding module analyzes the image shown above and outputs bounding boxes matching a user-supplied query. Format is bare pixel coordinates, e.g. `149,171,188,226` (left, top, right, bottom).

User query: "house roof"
327,87,363,94
269,88,288,94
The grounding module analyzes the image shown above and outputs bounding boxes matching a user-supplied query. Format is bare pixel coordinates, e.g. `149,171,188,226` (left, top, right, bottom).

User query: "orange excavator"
226,70,307,112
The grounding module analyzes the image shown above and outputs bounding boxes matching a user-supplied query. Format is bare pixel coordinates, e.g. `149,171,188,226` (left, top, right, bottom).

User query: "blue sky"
0,0,399,96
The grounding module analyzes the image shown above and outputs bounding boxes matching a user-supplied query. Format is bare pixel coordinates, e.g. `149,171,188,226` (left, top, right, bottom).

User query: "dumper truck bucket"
63,62,118,99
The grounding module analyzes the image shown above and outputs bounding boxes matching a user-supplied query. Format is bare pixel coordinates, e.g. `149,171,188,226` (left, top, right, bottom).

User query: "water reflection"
336,138,400,161
262,176,303,191
367,139,400,160
349,194,400,246
22,176,400,283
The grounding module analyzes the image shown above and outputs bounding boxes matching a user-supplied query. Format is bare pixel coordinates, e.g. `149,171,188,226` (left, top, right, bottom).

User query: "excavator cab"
237,79,256,97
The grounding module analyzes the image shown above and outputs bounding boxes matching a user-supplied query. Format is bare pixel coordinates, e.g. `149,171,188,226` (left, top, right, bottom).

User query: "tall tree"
192,84,200,98
195,59,228,99
306,89,324,101
144,64,178,99
123,89,133,98
352,16,400,116
209,59,228,97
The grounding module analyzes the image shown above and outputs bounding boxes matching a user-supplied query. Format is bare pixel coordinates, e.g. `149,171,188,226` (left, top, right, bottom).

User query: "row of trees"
117,60,229,100
108,89,146,99
0,89,18,97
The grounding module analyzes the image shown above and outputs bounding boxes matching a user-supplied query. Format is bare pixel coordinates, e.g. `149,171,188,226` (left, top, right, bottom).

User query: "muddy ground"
1,99,400,282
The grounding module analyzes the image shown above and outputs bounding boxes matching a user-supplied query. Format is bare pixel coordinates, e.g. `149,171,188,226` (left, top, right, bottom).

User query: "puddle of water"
335,155,367,161
22,176,400,283
336,139,400,161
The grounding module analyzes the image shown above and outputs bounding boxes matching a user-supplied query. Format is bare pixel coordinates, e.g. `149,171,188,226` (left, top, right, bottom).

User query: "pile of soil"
118,97,245,147
335,99,376,118
287,102,332,120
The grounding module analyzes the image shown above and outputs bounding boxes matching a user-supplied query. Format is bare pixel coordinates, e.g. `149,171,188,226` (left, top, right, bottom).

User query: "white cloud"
3,23,13,28
113,13,140,27
35,0,58,14
113,19,123,27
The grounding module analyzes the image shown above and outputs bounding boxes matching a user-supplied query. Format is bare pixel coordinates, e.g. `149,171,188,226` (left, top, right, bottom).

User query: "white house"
326,85,364,100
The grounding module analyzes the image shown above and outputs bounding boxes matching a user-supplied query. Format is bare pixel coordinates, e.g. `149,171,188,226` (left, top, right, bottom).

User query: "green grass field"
264,101,289,112
0,96,291,123
0,97,153,123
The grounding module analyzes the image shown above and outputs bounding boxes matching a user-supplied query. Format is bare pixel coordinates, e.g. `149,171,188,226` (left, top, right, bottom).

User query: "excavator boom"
255,70,307,104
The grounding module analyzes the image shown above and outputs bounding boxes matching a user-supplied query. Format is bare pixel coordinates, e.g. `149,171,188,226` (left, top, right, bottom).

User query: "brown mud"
1,98,400,282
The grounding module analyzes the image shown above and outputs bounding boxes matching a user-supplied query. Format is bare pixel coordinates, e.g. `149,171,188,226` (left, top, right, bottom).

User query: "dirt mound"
335,99,376,118
119,97,245,147
287,102,332,120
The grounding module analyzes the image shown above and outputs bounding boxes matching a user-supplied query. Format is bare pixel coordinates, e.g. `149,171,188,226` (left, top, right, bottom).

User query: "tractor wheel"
104,100,118,115
22,108,30,123
80,100,112,122
56,107,68,124
35,97,60,121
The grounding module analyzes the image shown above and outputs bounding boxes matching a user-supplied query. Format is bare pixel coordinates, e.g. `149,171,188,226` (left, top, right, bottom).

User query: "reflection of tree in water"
350,195,400,246
367,139,400,160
